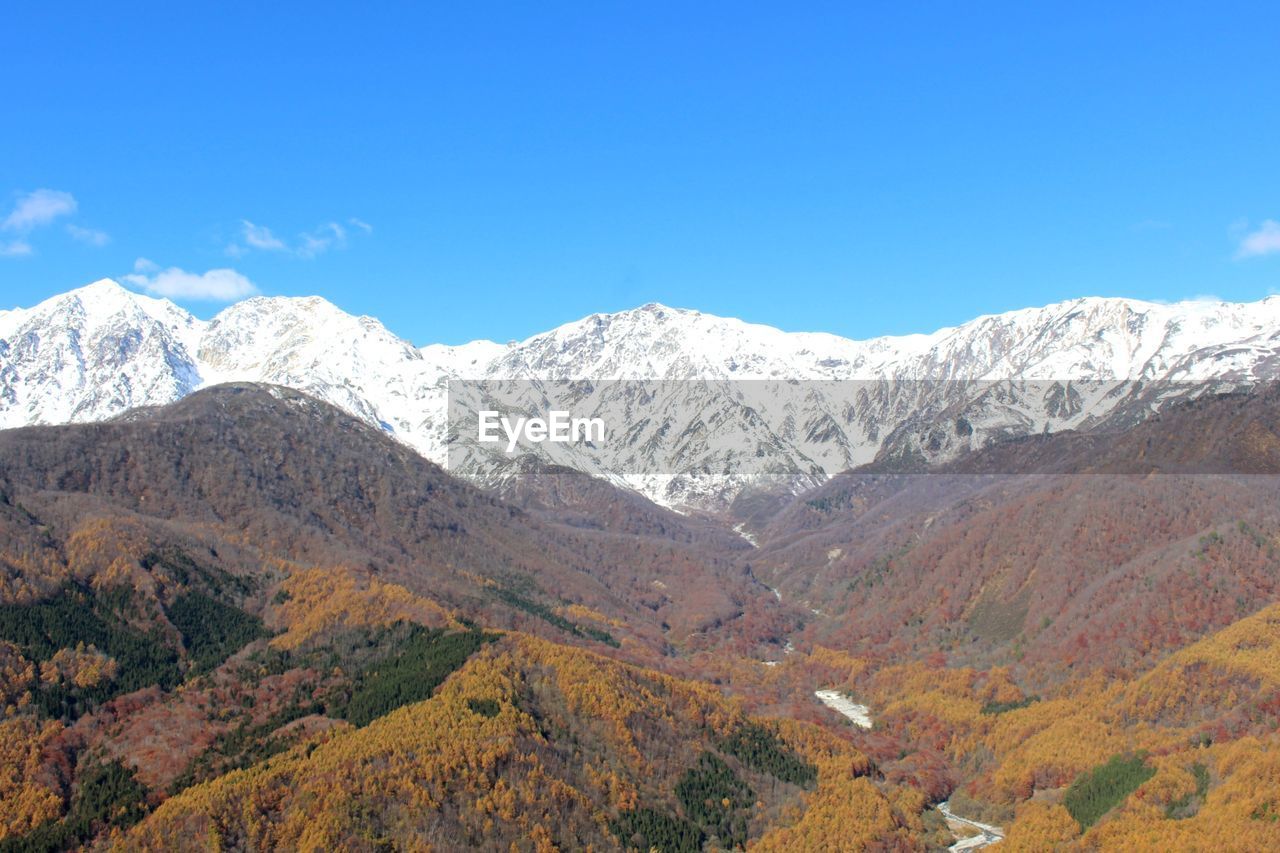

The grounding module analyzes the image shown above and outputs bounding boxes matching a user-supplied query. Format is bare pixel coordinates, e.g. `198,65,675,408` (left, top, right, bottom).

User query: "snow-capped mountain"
0,280,203,428
4,279,1280,508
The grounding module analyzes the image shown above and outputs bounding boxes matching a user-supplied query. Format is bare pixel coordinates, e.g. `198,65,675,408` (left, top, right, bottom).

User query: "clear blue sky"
3,2,1278,344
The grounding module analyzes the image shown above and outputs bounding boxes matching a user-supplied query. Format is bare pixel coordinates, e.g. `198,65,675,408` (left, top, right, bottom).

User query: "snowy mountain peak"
0,279,204,429
49,277,188,317
62,277,130,303
4,278,207,356
491,300,882,381
198,294,425,393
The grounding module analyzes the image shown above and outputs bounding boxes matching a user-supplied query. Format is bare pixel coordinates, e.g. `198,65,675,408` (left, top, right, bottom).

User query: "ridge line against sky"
3,3,1279,345
10,278,1280,353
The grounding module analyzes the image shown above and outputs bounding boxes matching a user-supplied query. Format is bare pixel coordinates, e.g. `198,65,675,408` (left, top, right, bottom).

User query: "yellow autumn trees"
120,632,925,851
269,567,457,649
1077,735,1280,850
1000,802,1078,850
0,716,64,840
0,642,36,711
39,642,118,689
122,636,632,849
780,600,1280,847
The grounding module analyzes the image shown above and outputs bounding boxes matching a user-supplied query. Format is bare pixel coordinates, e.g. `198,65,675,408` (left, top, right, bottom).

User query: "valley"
1,286,1280,849
813,690,872,730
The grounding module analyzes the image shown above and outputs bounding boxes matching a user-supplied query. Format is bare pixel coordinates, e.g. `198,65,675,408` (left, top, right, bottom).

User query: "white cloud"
1236,220,1280,259
1,189,112,258
2,189,77,232
123,262,258,301
241,220,287,251
226,217,368,258
67,224,110,247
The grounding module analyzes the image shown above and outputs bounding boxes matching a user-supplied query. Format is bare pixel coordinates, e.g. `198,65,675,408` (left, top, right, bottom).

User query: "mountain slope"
121,633,931,851
745,386,1280,685
3,371,1280,850
0,383,758,650
0,386,940,851
790,599,1280,850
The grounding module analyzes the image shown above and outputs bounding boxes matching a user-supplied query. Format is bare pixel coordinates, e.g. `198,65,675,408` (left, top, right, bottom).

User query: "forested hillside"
745,387,1280,686
1,384,1279,849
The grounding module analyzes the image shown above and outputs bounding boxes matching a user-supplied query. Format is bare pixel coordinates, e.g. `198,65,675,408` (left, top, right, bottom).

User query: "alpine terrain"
5,280,1280,508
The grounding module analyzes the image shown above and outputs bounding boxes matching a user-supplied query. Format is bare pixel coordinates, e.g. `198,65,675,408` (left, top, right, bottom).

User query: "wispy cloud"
67,224,111,247
3,189,77,232
1,189,109,256
123,258,258,301
240,220,287,251
1236,219,1280,259
2,189,77,258
297,222,347,258
226,217,369,258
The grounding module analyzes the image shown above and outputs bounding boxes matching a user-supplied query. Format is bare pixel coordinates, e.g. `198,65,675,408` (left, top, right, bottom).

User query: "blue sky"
2,2,1278,344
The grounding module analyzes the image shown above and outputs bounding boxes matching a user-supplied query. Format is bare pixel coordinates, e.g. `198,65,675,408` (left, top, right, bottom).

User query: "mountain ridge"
5,279,1280,508
7,279,1280,368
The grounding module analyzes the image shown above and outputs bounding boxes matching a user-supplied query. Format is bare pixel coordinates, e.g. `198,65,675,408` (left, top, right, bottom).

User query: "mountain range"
5,280,1280,509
